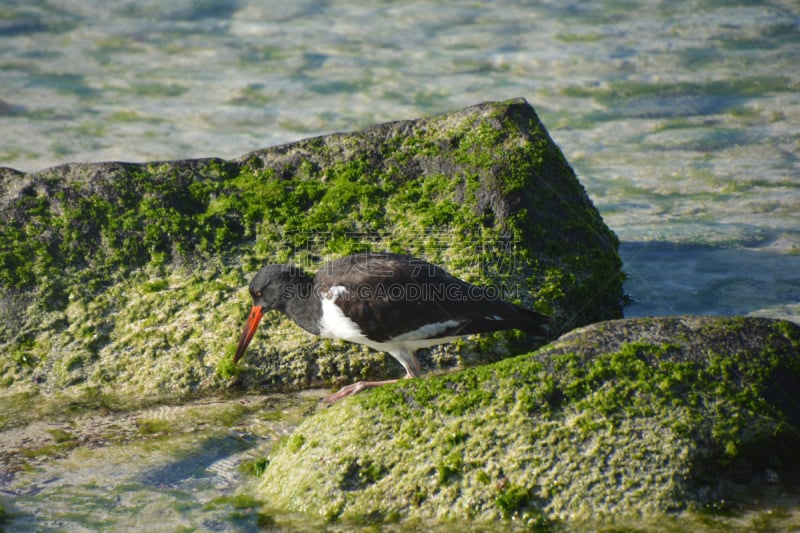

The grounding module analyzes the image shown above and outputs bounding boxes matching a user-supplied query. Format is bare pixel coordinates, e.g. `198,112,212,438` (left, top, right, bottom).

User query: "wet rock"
0,98,623,401
258,316,800,525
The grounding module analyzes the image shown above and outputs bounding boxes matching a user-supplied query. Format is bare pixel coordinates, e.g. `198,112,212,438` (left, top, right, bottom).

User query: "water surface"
1,393,323,531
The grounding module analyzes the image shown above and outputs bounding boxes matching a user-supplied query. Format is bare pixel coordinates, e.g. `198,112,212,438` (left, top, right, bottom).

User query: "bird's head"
233,264,302,364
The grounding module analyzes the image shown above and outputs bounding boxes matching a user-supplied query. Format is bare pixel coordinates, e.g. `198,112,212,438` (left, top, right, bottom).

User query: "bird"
233,252,548,402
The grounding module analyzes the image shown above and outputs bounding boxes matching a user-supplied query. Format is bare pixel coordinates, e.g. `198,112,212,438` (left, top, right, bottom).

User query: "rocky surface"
0,98,623,403
258,316,800,527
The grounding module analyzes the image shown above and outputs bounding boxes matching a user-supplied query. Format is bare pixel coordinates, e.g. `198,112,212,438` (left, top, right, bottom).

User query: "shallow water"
623,241,800,318
0,392,324,531
1,0,799,529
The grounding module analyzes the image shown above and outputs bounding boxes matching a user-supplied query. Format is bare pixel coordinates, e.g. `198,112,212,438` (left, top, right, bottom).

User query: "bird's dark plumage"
315,253,546,340
234,252,548,401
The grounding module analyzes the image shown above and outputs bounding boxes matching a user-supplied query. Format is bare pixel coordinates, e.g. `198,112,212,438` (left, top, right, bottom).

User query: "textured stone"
258,316,800,525
0,98,623,402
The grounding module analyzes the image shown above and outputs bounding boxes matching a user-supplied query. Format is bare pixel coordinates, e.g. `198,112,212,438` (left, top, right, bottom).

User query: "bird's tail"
512,304,550,338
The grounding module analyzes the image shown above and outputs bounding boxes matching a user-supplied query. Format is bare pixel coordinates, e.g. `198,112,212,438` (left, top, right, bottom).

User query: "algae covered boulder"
0,98,623,402
257,316,800,526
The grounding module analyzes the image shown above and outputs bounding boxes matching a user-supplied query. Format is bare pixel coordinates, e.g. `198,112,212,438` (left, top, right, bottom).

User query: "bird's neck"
283,275,322,335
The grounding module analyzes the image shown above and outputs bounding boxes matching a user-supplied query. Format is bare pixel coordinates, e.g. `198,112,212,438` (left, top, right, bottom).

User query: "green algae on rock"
0,98,623,401
257,316,800,526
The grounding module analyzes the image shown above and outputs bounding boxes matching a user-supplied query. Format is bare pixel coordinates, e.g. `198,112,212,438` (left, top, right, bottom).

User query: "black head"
234,264,307,364
248,264,302,312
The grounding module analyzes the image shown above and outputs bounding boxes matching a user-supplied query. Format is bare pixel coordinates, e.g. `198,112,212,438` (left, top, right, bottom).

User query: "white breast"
318,286,366,341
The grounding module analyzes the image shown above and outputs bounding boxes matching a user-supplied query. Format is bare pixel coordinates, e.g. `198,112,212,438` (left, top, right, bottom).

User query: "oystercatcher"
234,252,548,402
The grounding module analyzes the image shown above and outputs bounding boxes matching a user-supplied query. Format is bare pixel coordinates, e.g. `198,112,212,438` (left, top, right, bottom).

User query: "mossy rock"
258,316,800,526
0,98,623,402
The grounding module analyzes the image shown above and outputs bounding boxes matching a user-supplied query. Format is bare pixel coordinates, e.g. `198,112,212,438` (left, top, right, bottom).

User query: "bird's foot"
323,379,399,404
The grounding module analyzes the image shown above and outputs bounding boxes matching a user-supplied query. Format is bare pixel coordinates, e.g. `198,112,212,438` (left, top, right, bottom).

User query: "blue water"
1,2,799,527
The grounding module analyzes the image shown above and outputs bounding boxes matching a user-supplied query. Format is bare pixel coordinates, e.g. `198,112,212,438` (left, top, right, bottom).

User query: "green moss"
142,279,169,293
209,494,261,510
775,319,800,346
1,99,623,403
203,402,249,427
257,317,800,526
241,457,270,477
48,428,75,443
65,354,84,372
137,419,172,436
287,433,306,453
216,356,241,380
0,160,243,292
206,494,265,522
11,337,37,367
21,440,76,459
495,484,534,520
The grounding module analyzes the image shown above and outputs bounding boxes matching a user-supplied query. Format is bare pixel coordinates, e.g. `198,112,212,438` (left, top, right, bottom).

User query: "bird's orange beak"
234,305,265,364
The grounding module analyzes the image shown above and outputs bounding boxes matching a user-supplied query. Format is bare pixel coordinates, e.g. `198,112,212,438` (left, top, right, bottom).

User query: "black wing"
314,252,548,342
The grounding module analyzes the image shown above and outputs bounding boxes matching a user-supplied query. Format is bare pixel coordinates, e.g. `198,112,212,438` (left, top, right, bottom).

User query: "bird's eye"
254,290,262,298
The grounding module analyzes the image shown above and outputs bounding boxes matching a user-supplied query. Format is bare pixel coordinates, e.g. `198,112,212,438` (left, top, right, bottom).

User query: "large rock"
258,316,800,526
0,98,623,402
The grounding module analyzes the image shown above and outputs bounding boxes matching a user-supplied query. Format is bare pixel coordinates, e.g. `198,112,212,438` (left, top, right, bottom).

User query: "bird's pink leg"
323,352,419,403
322,379,400,403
